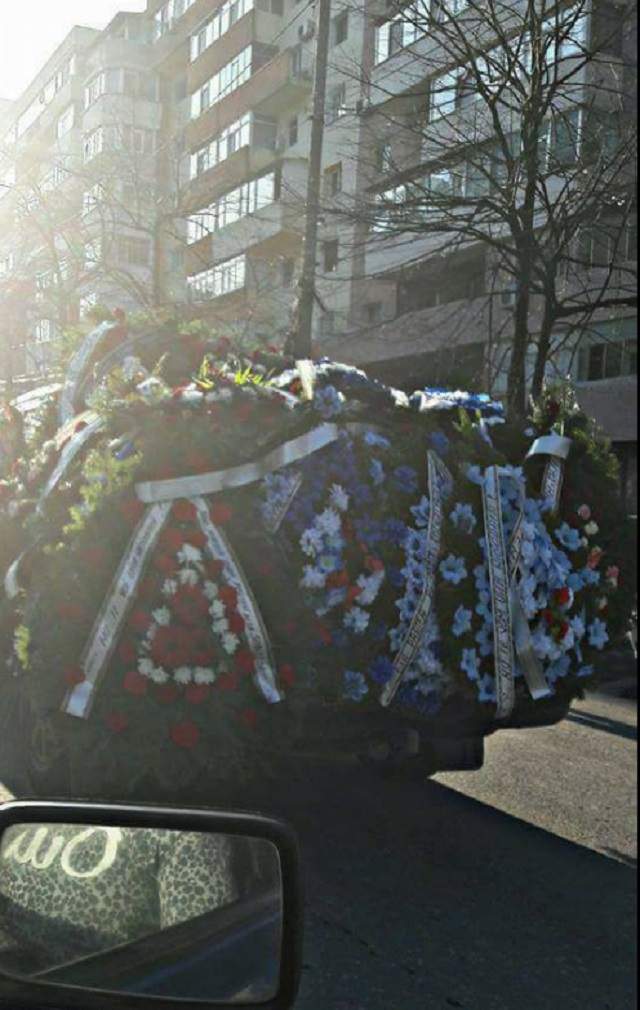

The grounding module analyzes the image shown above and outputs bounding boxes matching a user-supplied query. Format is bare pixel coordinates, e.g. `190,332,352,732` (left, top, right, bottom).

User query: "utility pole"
294,0,332,359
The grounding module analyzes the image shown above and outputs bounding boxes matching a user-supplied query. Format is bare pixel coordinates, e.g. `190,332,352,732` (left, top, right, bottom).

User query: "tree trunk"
531,299,555,401
506,269,531,418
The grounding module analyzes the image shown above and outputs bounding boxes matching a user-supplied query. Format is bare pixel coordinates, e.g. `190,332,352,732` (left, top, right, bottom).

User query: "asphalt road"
1,691,637,1009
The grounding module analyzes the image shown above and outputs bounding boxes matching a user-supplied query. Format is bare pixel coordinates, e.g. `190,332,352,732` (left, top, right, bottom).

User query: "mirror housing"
0,801,303,1010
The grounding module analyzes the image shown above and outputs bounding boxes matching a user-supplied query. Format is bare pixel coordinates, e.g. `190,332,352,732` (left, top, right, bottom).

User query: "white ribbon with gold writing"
62,502,172,719
40,415,104,509
192,497,283,706
380,451,452,708
526,433,572,514
482,466,516,719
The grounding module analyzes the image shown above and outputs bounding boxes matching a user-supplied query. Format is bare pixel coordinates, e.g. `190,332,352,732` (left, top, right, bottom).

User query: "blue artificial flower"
555,523,582,552
577,665,595,678
363,430,391,449
475,623,494,657
461,648,480,681
450,502,477,534
546,654,571,683
570,614,586,640
332,629,349,649
581,567,601,586
314,385,343,419
475,590,492,622
473,564,489,591
410,496,431,529
567,571,585,592
370,655,393,684
405,528,428,558
453,605,473,638
477,674,497,704
465,465,485,486
397,595,419,623
343,670,369,702
588,618,609,651
370,459,385,486
387,566,405,590
371,621,389,643
439,554,468,585
353,483,373,507
383,517,410,546
114,440,136,461
392,465,419,495
429,430,450,456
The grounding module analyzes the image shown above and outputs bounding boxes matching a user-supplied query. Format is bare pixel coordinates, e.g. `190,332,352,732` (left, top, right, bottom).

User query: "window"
82,183,103,216
190,115,253,178
35,319,54,344
154,0,196,41
190,0,255,61
79,292,98,316
187,254,247,299
332,11,349,46
323,239,339,272
319,310,336,336
122,126,156,156
364,301,382,324
84,238,102,269
429,71,458,121
326,83,346,124
281,258,295,287
85,73,106,109
591,1,624,57
374,7,425,65
372,183,407,233
375,141,393,173
57,105,75,139
547,109,581,168
83,128,104,163
187,171,276,242
288,116,298,146
117,236,151,266
190,46,253,118
578,319,637,381
324,163,342,197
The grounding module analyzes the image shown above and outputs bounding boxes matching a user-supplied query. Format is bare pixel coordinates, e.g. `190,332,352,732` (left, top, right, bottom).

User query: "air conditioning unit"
299,20,315,41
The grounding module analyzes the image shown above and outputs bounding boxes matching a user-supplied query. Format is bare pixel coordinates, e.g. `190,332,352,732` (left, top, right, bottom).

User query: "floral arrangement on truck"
0,321,635,798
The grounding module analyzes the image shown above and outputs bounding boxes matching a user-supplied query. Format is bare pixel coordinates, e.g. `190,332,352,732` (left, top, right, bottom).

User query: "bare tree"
339,0,637,413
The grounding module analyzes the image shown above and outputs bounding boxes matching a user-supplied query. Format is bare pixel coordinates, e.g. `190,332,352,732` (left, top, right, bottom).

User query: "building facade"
0,0,636,502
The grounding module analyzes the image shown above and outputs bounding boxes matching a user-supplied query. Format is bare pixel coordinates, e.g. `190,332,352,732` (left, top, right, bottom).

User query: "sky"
0,0,147,102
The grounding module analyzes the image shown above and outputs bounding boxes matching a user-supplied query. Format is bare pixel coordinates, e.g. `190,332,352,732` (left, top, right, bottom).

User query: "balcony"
188,10,284,92
185,116,278,203
187,46,313,148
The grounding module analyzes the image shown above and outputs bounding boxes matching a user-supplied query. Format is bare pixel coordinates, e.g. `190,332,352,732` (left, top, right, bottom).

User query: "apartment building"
0,0,636,502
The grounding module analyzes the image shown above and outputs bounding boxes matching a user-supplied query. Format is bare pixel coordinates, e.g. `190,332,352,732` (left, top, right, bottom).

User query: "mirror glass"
0,822,283,1004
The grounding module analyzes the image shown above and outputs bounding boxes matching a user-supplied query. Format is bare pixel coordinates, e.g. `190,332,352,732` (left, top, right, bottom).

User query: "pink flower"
606,565,620,588
577,504,591,521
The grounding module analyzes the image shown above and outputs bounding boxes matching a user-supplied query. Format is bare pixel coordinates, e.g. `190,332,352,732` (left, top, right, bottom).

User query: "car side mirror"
0,801,303,1009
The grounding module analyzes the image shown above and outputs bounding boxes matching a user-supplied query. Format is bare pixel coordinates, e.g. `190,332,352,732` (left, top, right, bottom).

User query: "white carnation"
138,658,155,678
150,666,169,685
329,484,349,512
178,543,203,565
174,666,193,685
179,568,199,587
203,581,219,601
195,667,217,685
209,599,225,618
222,633,239,655
162,579,178,597
213,618,229,634
152,607,171,627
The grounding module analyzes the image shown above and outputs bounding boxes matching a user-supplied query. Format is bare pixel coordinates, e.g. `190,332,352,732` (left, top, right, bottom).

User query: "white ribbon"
526,433,572,514
62,502,171,719
380,451,452,708
135,424,342,504
59,322,115,425
264,470,303,534
192,497,283,705
482,466,516,719
39,416,104,508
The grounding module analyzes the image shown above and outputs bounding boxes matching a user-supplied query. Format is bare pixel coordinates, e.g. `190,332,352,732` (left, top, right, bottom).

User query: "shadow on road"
276,762,637,1010
566,709,637,741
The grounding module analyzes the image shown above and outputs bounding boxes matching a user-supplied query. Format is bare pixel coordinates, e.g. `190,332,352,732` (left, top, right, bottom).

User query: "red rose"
154,554,176,575
327,570,349,589
173,587,209,626
171,720,200,749
559,621,571,640
542,610,555,626
120,498,145,525
217,671,239,692
64,667,85,687
258,562,273,577
235,649,256,676
123,670,148,696
57,603,85,621
81,545,108,568
218,586,238,608
186,684,210,705
186,453,211,473
130,609,151,633
105,711,128,734
346,585,362,605
228,612,245,634
211,502,233,525
279,664,296,688
173,500,197,523
157,684,180,705
554,587,571,607
160,528,185,552
234,401,253,423
119,641,137,665
240,708,258,731
207,559,224,579
187,530,207,550
315,621,332,645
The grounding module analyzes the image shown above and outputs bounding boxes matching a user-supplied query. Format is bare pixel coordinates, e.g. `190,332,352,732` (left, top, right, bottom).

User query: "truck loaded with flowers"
0,320,635,802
